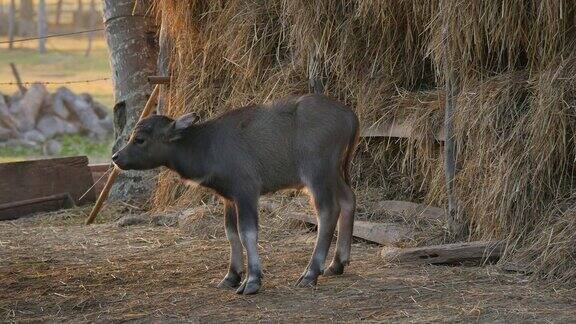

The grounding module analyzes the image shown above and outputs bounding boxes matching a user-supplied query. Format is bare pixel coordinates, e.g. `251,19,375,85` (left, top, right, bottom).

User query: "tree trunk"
103,0,158,200
55,0,64,26
8,0,15,49
38,0,46,54
76,0,84,30
19,0,34,37
84,0,96,57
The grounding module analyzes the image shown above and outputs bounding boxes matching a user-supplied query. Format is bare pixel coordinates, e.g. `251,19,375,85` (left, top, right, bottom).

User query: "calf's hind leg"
217,200,244,289
296,179,340,287
235,195,263,295
324,179,355,276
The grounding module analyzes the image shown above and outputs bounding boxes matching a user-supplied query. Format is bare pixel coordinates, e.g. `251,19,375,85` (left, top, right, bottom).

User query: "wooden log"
284,210,413,245
381,241,504,265
0,156,96,206
57,87,107,138
373,200,445,221
0,193,75,221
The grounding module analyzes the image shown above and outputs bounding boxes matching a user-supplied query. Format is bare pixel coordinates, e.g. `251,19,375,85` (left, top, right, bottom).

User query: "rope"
0,28,104,45
0,77,111,86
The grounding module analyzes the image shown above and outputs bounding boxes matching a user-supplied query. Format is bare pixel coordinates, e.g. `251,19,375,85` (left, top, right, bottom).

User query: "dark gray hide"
113,94,359,295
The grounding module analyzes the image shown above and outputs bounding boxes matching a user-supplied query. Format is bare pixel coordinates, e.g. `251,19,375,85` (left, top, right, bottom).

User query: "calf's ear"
168,113,200,142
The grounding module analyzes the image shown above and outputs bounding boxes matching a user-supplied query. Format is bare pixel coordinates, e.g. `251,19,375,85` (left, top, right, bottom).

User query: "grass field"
0,34,113,107
0,34,114,163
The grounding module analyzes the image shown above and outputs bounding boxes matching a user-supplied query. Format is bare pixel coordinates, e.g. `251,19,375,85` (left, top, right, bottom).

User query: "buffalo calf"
112,94,359,295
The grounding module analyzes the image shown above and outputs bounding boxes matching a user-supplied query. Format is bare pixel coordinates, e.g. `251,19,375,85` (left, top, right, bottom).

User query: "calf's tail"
342,115,360,186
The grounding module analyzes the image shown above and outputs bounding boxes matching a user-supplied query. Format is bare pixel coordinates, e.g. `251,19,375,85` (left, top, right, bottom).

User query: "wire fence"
0,77,111,86
0,28,104,45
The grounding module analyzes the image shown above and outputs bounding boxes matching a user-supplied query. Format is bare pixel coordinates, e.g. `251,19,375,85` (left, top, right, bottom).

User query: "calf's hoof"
295,273,318,287
236,278,262,295
217,272,242,289
324,262,345,276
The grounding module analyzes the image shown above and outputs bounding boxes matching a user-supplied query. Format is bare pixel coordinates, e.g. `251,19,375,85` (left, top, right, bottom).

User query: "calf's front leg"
217,200,244,289
234,194,263,295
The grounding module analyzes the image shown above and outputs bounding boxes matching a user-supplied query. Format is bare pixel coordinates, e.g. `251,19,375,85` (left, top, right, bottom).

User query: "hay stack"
152,0,576,284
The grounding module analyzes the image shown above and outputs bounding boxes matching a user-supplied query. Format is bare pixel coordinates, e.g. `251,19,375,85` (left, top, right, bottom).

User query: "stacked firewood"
0,84,112,154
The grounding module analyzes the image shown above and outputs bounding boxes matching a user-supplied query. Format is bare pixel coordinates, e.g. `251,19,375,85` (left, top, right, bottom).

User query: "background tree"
102,0,158,200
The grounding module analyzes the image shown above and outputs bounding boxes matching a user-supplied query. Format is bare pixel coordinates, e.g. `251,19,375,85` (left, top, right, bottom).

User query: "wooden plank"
0,193,74,221
89,163,110,173
362,119,445,141
285,211,413,246
374,200,445,221
0,156,96,206
381,241,504,265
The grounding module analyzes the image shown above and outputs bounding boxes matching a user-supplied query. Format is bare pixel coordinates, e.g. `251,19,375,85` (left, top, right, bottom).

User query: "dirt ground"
1,202,575,323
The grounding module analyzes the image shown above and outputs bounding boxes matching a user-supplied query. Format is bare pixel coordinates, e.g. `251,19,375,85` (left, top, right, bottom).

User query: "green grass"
0,134,113,163
0,35,113,107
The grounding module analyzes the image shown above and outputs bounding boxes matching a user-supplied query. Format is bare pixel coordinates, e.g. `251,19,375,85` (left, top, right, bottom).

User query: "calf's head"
112,113,200,170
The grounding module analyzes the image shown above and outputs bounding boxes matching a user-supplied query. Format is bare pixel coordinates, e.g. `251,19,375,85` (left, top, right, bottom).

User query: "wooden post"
85,85,160,225
308,44,323,94
7,0,15,49
38,0,47,54
10,63,27,94
84,0,96,57
441,0,464,239
155,2,172,113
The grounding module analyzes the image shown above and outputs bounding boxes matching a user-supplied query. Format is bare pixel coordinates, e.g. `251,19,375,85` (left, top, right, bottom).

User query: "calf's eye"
134,138,146,145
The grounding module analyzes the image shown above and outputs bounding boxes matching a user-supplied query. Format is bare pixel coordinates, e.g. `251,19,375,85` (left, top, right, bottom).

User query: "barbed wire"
0,77,111,86
0,28,104,45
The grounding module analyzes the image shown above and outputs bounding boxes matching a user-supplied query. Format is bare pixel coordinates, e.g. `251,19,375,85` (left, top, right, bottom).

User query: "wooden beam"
284,210,413,246
147,76,171,84
373,200,445,222
362,119,445,141
0,193,74,221
381,241,504,265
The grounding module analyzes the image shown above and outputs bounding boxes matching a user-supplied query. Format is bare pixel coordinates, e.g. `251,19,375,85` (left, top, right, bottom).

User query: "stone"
43,139,62,156
22,129,46,143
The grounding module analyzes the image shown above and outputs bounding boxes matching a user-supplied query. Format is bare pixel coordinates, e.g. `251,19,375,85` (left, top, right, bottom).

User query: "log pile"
0,84,112,154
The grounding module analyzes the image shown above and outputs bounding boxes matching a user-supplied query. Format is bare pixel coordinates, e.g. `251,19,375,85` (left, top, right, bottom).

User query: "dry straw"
151,0,576,285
